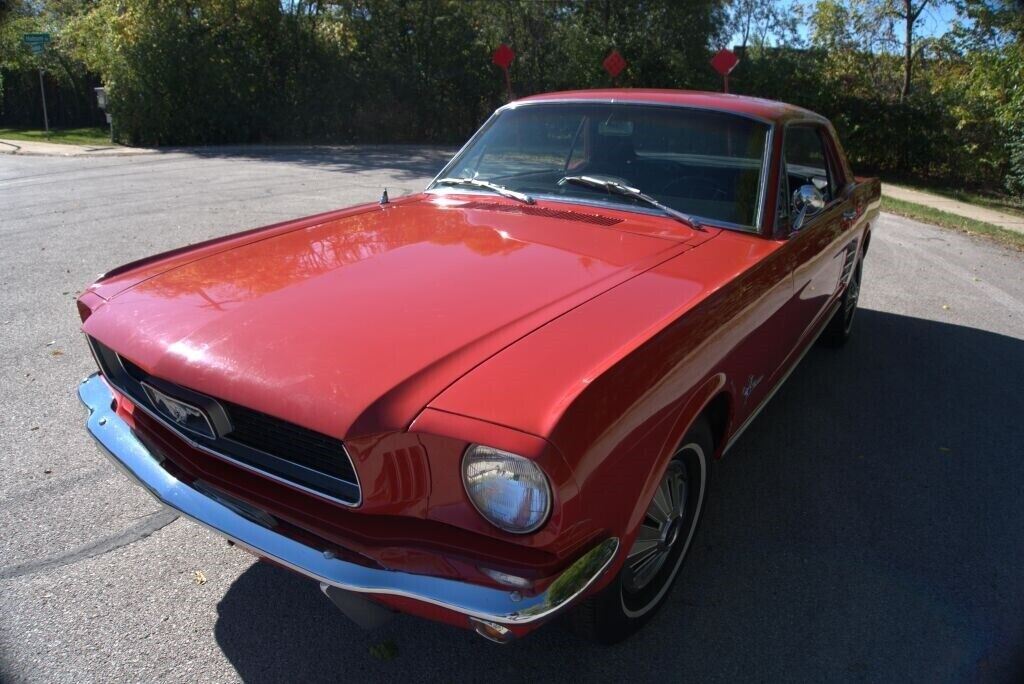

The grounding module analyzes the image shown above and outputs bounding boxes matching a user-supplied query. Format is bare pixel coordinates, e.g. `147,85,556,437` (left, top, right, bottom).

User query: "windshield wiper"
434,177,535,205
559,175,704,230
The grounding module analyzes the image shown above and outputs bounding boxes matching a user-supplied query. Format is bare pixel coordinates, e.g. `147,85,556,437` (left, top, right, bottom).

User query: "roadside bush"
1007,129,1024,199
0,0,1019,197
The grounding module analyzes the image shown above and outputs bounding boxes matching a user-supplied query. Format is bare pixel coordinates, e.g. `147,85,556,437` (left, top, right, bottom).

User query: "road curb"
0,138,157,157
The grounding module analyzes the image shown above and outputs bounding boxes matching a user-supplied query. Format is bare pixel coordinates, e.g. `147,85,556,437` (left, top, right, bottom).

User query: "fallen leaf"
192,570,207,585
30,426,39,431
369,640,399,661
939,447,951,453
51,350,63,357
44,468,52,474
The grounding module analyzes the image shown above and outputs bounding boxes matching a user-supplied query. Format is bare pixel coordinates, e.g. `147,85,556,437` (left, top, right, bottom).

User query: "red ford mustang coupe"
77,90,879,644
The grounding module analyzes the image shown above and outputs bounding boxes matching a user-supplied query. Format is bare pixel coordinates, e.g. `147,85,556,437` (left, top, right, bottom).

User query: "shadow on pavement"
214,309,1024,683
171,144,456,183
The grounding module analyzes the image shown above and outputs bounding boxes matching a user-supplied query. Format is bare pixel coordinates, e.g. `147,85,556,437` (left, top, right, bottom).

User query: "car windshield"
431,103,771,229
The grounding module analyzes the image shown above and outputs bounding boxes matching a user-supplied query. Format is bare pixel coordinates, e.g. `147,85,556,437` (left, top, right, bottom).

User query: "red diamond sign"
492,43,515,70
602,50,627,79
710,48,739,76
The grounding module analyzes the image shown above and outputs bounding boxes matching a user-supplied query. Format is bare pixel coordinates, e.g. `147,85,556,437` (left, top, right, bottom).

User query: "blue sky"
729,1,961,47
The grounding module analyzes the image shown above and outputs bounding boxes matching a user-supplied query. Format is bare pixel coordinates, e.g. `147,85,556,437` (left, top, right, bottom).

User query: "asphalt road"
1,147,1022,683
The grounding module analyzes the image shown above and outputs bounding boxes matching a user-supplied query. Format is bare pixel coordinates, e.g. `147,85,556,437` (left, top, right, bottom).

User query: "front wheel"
569,418,711,644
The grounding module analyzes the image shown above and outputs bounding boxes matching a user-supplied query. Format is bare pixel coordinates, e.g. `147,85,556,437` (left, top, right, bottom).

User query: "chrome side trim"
78,374,619,625
723,298,841,453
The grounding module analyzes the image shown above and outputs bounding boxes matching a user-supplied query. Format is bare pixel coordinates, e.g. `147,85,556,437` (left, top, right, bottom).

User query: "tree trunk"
900,0,913,102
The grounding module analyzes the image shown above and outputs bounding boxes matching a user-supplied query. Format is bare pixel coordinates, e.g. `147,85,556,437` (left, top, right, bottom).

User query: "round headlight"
462,445,551,534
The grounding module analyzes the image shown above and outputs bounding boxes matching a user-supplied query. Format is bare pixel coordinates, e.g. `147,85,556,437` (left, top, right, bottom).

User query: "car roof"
511,89,825,124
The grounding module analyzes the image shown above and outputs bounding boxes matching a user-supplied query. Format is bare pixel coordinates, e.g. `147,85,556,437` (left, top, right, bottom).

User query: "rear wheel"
570,418,711,644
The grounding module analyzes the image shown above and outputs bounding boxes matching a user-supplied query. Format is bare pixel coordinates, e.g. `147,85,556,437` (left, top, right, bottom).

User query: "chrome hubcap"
624,462,688,593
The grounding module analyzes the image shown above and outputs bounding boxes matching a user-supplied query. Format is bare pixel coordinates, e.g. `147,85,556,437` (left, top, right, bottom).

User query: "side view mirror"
791,184,825,232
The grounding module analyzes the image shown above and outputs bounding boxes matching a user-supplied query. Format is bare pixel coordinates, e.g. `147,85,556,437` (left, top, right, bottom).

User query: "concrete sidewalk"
0,138,155,157
882,183,1024,235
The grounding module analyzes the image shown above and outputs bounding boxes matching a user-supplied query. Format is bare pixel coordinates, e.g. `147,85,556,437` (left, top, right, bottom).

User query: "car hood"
83,195,702,438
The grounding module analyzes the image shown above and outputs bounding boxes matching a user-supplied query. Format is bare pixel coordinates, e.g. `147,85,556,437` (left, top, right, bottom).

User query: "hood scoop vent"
459,201,623,227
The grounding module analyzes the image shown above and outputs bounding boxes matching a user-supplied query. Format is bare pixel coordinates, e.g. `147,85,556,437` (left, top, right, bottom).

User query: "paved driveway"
1,148,1022,682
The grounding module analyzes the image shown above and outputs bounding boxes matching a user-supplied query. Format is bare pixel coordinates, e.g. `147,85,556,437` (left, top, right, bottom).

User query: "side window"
784,126,834,207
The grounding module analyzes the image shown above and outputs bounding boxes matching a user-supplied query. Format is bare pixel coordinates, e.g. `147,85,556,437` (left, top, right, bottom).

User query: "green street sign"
23,33,51,55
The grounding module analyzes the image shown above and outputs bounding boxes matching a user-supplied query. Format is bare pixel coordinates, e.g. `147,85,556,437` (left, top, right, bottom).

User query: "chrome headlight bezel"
461,444,552,534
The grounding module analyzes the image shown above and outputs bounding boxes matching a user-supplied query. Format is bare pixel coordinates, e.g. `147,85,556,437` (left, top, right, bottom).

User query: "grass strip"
0,127,113,146
881,196,1024,251
882,179,1024,219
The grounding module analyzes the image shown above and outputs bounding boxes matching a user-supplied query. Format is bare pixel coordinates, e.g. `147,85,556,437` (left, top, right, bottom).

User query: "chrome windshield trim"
79,373,619,625
428,100,773,235
755,123,775,234
495,98,776,126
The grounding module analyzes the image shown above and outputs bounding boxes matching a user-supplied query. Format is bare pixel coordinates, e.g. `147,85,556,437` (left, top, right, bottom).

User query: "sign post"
710,48,739,94
602,50,627,86
95,87,113,142
491,44,515,101
38,68,49,135
23,33,52,135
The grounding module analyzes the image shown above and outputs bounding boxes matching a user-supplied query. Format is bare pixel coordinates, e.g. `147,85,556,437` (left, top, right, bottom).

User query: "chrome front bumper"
79,373,618,627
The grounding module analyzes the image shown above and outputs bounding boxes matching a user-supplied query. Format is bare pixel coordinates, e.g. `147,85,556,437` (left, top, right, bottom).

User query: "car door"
775,124,857,359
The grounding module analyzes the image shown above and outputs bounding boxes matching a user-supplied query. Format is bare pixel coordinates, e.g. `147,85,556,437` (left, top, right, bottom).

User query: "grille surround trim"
87,337,362,507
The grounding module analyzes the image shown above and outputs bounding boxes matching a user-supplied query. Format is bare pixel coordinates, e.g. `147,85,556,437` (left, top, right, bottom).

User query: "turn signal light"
469,617,514,644
77,299,93,323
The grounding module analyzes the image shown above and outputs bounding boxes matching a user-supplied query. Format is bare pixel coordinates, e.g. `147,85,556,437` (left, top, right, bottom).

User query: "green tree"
955,0,1024,196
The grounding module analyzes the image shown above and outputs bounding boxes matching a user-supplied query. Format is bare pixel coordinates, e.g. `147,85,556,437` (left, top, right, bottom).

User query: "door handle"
842,209,858,222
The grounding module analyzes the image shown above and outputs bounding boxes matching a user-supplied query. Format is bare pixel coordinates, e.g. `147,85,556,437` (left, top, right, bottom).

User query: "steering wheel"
660,176,729,200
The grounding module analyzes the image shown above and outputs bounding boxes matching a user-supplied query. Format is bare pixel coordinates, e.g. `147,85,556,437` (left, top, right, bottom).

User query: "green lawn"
0,127,112,146
881,196,1024,251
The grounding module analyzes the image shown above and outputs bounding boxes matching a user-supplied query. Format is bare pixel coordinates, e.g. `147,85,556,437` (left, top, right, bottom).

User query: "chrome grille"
220,399,357,484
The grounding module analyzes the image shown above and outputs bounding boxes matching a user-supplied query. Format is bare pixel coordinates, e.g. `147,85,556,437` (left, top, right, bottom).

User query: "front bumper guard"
79,373,618,626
